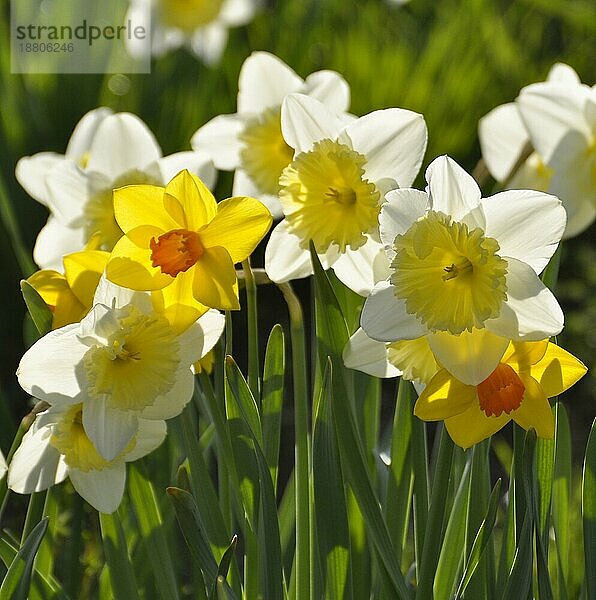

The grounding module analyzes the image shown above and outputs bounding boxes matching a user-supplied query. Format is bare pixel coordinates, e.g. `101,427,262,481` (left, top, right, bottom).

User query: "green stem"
241,257,260,402
278,282,311,600
21,490,48,545
415,425,455,599
0,168,36,277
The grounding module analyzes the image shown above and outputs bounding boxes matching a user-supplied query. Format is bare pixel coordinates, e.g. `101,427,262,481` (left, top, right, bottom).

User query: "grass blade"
582,418,596,599
0,517,48,600
99,511,140,600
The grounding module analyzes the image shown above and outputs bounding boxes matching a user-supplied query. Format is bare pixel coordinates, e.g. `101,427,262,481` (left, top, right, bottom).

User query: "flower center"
50,404,132,471
83,306,180,411
477,363,525,417
84,170,161,252
279,139,381,253
150,229,204,277
391,211,508,335
160,0,224,30
238,107,294,196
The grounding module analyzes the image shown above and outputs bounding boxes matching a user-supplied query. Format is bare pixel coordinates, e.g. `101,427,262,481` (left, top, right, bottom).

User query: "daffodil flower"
16,109,215,271
517,66,595,238
17,283,225,462
265,93,428,295
361,155,565,385
8,404,166,513
126,0,256,65
414,340,587,448
105,169,272,313
27,249,109,329
480,63,595,238
192,51,350,217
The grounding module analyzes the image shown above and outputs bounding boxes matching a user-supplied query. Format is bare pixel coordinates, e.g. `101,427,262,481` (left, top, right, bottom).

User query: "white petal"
69,463,126,513
517,81,592,162
281,93,346,154
547,130,596,238
547,63,581,84
379,189,429,260
238,51,303,114
83,398,138,461
219,0,255,26
8,419,68,493
16,153,66,206
190,24,228,66
45,161,89,225
360,281,426,342
66,107,113,160
486,257,564,340
33,217,85,271
195,310,226,357
124,3,152,60
343,328,401,378
86,113,162,177
302,70,350,113
0,450,6,480
332,237,385,296
140,364,194,420
158,151,216,189
478,103,529,182
92,276,152,311
124,419,167,461
191,114,242,171
425,155,481,221
426,329,509,385
341,109,427,187
232,169,284,218
17,325,88,404
264,220,313,282
481,189,565,274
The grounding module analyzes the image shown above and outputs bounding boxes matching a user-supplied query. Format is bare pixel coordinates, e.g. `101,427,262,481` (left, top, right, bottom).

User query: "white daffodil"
360,155,565,385
125,0,256,65
17,282,225,463
264,93,427,295
479,63,595,238
191,51,351,218
8,404,166,513
16,108,215,271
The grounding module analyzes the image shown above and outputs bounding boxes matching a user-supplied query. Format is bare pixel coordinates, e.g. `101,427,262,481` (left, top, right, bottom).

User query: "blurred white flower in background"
192,51,351,218
16,108,215,271
479,63,595,238
125,0,257,65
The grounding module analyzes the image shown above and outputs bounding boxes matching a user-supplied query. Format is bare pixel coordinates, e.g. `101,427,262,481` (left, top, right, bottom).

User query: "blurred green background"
0,0,594,456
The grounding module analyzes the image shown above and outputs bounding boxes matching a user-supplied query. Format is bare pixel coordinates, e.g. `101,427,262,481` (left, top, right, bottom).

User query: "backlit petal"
164,170,217,230
529,343,588,397
264,220,313,283
192,246,239,309
191,114,243,170
445,403,510,449
113,184,176,233
414,369,476,420
69,463,126,513
200,196,272,263
343,328,401,378
511,374,554,438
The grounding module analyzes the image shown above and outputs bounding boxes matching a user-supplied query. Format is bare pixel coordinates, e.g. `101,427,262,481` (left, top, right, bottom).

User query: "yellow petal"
27,269,86,329
163,170,217,231
414,369,476,420
63,250,109,308
113,184,177,234
445,402,510,449
387,336,440,384
200,196,273,264
511,373,554,439
502,339,549,373
529,342,588,397
107,235,172,291
152,268,209,334
192,246,240,310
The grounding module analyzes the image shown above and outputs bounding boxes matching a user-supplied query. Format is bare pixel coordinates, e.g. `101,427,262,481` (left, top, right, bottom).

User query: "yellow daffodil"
27,250,109,329
414,340,587,448
106,169,272,313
